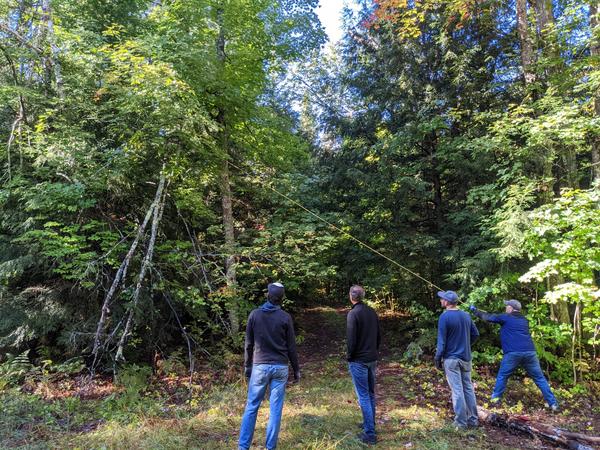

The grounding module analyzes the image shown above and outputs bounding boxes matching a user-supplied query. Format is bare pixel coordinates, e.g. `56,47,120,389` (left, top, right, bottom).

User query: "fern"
0,350,33,387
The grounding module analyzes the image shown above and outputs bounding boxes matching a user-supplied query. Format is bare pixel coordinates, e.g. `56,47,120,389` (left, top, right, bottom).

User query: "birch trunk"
91,172,165,368
115,173,167,361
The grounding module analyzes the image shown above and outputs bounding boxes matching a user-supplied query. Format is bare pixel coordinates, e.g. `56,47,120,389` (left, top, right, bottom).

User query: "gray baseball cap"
504,299,522,311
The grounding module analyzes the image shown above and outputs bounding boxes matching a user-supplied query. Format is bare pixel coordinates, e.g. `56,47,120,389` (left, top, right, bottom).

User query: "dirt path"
295,306,600,450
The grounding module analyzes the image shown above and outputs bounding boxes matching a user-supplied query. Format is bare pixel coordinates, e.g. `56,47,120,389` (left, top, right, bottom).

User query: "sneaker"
357,432,377,445
550,403,559,413
490,397,501,406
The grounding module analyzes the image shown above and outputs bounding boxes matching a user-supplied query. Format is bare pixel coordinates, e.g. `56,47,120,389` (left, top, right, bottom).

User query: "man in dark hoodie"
470,300,558,410
347,285,380,445
238,282,300,450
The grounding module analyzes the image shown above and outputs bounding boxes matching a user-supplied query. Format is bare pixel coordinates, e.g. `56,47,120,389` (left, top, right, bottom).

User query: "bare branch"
115,171,168,361
0,20,44,55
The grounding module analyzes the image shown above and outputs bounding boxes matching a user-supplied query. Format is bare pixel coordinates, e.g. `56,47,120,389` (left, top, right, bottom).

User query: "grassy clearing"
68,370,503,449
2,359,511,450
2,307,598,449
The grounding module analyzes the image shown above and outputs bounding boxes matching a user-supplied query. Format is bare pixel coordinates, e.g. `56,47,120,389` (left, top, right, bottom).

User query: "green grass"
2,307,596,449
0,359,513,450
0,370,535,445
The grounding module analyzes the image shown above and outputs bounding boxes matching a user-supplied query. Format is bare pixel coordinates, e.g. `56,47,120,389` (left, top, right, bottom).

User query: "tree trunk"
532,0,553,37
477,407,600,449
91,171,165,369
216,6,239,337
591,3,600,182
220,159,238,335
115,173,167,361
516,0,536,84
40,0,64,100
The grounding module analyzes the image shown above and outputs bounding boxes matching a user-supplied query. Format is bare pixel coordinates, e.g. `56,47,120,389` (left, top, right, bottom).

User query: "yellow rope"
227,161,444,292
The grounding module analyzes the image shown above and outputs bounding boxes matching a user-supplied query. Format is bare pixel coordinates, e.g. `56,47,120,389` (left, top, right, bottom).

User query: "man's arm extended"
472,308,505,324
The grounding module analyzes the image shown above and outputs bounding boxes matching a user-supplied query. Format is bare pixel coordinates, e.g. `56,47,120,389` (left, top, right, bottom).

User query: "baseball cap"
437,290,459,304
267,282,285,302
504,299,522,311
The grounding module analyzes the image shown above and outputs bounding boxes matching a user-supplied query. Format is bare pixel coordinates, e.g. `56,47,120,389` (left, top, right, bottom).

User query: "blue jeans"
238,364,288,450
492,351,557,406
348,361,376,439
443,358,478,428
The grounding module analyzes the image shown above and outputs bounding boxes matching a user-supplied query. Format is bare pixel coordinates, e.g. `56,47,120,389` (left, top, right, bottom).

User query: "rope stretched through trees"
227,161,444,292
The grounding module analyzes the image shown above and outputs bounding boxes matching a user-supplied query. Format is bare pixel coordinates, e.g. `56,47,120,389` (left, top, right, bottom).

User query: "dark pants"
348,361,376,439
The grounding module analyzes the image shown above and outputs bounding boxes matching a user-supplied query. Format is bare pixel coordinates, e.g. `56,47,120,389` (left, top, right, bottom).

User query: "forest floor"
2,306,599,449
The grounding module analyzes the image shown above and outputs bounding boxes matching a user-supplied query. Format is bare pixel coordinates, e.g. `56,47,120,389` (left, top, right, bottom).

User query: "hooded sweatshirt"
244,302,299,374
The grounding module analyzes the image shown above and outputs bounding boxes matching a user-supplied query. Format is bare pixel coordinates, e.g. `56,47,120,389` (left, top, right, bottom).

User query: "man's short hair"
349,285,365,302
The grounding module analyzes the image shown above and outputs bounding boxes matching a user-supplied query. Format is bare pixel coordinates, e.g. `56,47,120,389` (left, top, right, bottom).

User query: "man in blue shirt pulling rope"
469,299,559,411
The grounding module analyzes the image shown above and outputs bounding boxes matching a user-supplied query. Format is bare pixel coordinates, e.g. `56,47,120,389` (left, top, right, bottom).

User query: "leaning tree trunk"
91,170,166,370
115,173,167,361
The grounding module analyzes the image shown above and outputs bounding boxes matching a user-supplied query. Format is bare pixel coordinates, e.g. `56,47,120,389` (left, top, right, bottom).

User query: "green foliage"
1,0,598,387
0,351,32,390
517,188,600,382
40,357,86,377
402,341,424,363
102,364,157,422
0,0,324,364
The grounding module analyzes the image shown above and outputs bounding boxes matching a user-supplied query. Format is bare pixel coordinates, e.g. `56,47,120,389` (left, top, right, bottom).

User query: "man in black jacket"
238,282,300,450
347,285,380,445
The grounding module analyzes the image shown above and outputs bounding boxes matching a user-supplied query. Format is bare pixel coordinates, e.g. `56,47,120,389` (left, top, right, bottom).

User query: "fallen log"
477,407,599,450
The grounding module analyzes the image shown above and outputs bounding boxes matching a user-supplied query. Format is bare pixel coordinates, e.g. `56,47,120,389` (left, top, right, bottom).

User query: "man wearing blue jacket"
238,282,300,450
470,300,558,411
435,290,480,429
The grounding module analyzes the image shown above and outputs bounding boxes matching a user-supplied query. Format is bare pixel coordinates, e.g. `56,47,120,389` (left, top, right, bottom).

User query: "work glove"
244,367,252,379
434,357,443,370
469,304,477,312
293,370,301,383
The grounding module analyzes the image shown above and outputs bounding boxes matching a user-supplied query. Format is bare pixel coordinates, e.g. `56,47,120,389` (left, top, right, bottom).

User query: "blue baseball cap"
437,290,459,303
267,282,285,302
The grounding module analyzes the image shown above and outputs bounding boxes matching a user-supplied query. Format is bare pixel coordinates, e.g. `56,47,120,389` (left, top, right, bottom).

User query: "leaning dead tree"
478,407,600,450
91,170,167,371
115,176,167,361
